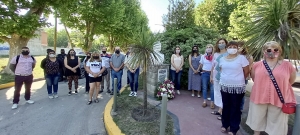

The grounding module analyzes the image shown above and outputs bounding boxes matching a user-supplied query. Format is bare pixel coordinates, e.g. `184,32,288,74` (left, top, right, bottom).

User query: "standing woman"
200,44,214,108
210,38,228,120
64,49,81,95
41,50,63,99
85,52,106,105
170,46,184,95
125,48,140,97
84,52,91,93
246,41,296,135
188,45,201,97
219,41,249,135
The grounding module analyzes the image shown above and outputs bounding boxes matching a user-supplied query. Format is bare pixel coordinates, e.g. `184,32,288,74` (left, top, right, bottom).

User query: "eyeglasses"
266,48,279,52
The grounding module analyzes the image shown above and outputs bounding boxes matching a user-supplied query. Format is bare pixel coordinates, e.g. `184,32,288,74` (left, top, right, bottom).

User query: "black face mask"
86,56,91,59
61,51,65,54
102,51,106,54
70,54,75,56
115,50,120,54
93,56,99,59
22,51,29,55
192,50,198,53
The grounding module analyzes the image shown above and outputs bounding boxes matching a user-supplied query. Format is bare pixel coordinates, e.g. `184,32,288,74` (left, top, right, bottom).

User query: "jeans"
201,72,214,101
221,91,245,133
45,73,60,95
111,69,123,93
127,68,139,92
85,71,90,92
170,69,182,90
13,75,33,104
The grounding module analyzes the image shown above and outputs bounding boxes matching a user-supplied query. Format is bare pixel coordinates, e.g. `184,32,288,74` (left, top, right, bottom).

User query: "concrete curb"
0,78,45,90
104,85,127,135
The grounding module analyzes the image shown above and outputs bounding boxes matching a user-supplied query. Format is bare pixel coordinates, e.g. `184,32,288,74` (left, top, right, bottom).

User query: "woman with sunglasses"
64,49,81,95
41,50,64,99
246,41,296,135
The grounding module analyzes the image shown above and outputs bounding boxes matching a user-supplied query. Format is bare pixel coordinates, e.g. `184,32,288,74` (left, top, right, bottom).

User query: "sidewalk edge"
0,78,45,90
104,85,127,135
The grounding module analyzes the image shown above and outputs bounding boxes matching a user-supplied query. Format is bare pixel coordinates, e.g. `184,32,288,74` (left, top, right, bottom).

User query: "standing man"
100,47,112,93
9,47,36,109
57,49,67,82
110,46,125,95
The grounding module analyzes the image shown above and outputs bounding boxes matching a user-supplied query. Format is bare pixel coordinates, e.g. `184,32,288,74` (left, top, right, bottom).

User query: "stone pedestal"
146,64,170,98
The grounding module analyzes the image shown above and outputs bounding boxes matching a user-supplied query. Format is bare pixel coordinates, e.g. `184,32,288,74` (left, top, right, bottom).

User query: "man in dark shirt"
57,49,67,82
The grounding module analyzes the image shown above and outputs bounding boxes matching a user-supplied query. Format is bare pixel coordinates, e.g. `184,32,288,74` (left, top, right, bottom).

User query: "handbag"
263,60,296,114
101,67,108,76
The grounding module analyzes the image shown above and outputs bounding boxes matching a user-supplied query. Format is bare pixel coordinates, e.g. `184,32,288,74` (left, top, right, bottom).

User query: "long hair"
191,45,200,56
89,52,101,62
67,49,76,60
214,38,228,53
85,52,91,63
237,41,248,55
173,46,181,56
262,41,283,60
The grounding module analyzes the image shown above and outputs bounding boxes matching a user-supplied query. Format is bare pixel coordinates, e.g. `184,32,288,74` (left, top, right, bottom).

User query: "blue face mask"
218,44,226,50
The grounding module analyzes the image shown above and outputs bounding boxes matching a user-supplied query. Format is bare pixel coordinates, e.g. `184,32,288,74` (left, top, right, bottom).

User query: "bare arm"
250,66,255,81
243,65,250,80
289,68,297,84
179,55,184,69
74,57,81,69
188,55,194,70
170,54,177,69
64,57,73,70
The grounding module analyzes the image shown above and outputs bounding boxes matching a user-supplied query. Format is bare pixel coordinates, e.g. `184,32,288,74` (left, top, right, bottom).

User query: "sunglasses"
266,48,279,52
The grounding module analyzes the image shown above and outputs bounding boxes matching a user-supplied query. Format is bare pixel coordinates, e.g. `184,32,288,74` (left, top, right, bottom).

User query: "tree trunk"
143,60,147,115
64,24,73,49
3,35,30,74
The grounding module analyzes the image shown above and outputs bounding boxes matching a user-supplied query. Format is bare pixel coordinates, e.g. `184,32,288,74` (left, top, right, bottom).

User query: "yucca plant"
242,0,300,64
128,27,162,115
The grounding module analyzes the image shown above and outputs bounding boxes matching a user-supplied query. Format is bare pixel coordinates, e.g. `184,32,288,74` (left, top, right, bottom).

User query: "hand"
131,69,135,73
72,68,76,73
115,68,120,72
93,73,98,78
210,77,214,83
193,69,198,74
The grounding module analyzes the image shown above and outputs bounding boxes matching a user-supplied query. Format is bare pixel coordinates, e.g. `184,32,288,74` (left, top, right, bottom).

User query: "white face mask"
176,50,180,54
49,54,56,58
227,48,238,54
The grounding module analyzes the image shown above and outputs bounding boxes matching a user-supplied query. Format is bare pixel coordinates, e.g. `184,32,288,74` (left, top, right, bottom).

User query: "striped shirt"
101,54,111,68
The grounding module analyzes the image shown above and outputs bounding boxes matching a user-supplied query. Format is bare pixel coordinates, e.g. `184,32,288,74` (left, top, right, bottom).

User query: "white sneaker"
207,97,211,101
191,94,195,97
12,104,18,109
26,100,34,104
49,96,54,99
198,95,201,98
177,90,180,95
129,92,134,97
54,95,58,98
133,92,137,97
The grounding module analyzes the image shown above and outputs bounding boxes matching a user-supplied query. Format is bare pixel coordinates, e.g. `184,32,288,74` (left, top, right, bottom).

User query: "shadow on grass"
113,88,175,135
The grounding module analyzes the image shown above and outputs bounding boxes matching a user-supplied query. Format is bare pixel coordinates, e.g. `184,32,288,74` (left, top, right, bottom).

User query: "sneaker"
68,91,72,96
26,100,34,104
85,91,89,94
133,92,137,97
207,97,211,101
75,90,78,95
54,95,59,98
129,91,134,97
177,90,180,95
198,95,201,98
191,94,195,97
12,104,18,109
107,90,111,93
49,96,54,99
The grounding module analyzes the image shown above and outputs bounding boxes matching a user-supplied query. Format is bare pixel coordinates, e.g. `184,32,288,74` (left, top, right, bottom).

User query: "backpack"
16,55,35,65
10,55,35,73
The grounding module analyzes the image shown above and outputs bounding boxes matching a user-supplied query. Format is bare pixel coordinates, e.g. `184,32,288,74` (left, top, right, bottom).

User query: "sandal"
217,115,222,120
87,100,92,105
221,127,227,133
94,99,99,103
211,111,221,115
202,102,207,108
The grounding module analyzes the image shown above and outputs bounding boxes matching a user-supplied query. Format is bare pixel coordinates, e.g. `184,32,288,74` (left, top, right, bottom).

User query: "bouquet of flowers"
156,79,175,100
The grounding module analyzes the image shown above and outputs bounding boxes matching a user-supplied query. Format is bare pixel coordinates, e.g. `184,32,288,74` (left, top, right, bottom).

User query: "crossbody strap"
262,60,285,103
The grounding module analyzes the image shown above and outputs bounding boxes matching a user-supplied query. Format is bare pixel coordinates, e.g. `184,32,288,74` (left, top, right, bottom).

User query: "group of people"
9,46,140,108
169,39,297,135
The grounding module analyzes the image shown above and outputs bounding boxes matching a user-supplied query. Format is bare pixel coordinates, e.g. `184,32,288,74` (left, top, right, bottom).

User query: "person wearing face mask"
109,46,125,95
210,38,228,120
100,47,112,93
41,50,64,99
64,49,81,95
218,41,249,135
57,49,67,82
170,46,184,95
188,45,202,97
84,52,91,93
9,47,36,109
199,44,215,108
246,41,297,135
85,52,106,105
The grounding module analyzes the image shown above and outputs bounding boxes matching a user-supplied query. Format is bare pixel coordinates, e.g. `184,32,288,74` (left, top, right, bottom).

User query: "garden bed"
112,88,175,135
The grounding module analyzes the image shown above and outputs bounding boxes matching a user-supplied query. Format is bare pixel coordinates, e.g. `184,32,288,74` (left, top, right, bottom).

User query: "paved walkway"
0,71,127,135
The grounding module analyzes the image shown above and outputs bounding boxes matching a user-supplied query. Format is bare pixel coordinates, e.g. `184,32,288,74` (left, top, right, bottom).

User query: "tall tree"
45,27,69,47
0,0,73,73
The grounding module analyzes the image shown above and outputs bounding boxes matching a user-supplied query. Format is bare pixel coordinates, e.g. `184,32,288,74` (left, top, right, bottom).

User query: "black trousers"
13,75,33,104
85,72,90,92
221,91,244,133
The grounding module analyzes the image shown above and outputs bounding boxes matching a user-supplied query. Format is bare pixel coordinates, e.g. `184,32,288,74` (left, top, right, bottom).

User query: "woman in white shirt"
219,41,249,135
85,52,106,105
199,44,214,108
170,46,184,95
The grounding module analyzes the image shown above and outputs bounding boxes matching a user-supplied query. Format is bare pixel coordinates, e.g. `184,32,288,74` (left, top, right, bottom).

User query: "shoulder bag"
263,60,296,114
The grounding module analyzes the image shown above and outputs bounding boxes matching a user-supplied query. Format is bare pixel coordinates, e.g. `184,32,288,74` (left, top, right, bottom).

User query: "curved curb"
0,78,45,90
104,85,127,135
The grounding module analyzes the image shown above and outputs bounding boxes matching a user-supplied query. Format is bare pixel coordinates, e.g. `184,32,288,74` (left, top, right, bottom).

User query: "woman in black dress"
64,49,81,95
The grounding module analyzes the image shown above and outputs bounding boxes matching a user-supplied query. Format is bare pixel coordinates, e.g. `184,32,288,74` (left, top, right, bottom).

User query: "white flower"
162,88,166,92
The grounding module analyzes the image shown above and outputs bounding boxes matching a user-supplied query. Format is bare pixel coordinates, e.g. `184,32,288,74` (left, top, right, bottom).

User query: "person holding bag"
246,41,297,135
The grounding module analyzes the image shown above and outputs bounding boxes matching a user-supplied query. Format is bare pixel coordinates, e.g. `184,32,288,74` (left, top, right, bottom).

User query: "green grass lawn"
0,56,45,84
